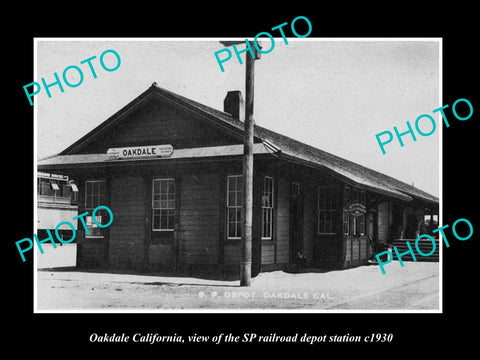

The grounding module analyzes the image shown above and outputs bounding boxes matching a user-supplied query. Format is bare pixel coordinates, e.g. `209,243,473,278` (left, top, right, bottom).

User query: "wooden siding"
275,177,289,264
148,244,175,267
313,181,343,268
77,241,107,267
261,243,275,264
224,243,240,265
302,180,316,267
76,96,241,154
178,173,220,266
378,201,391,244
108,176,147,269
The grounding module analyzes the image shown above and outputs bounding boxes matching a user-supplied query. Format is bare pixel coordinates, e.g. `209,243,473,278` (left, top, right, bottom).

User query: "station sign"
107,144,173,159
347,203,366,217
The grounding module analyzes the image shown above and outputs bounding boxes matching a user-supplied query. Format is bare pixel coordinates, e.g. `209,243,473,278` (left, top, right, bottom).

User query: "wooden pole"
240,42,255,287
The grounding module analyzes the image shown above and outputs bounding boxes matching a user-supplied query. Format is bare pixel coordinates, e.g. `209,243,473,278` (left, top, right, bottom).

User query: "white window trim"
152,178,176,232
85,180,107,238
85,180,106,205
227,175,242,240
261,176,275,240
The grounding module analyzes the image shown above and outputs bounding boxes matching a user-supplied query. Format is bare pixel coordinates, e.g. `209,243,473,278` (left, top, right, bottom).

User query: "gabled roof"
39,83,439,205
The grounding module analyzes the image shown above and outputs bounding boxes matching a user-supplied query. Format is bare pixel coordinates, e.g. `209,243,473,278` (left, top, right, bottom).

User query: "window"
85,180,109,237
318,186,337,234
227,175,242,239
38,178,58,196
152,178,175,231
357,213,365,236
262,177,274,239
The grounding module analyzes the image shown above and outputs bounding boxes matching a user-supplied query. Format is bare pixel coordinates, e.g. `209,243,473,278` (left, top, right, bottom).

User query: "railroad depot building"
38,83,439,274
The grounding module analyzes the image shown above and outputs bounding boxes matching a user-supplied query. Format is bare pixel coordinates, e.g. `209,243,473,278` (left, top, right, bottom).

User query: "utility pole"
220,40,260,286
240,41,255,286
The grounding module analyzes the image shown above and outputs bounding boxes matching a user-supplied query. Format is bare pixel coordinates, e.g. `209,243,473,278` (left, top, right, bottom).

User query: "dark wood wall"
378,201,391,245
73,159,378,272
275,177,290,264
178,172,221,268
73,159,295,272
109,176,147,270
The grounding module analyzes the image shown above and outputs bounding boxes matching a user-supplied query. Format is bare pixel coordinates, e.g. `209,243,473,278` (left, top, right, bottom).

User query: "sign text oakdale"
107,144,173,160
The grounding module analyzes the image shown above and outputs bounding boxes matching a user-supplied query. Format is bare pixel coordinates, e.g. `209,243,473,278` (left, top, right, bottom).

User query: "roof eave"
276,152,414,202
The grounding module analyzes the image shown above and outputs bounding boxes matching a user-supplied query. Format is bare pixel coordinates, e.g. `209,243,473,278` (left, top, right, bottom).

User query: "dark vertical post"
240,42,255,287
143,176,151,272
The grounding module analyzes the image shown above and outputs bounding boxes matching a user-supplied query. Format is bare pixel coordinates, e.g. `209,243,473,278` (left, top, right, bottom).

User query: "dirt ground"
35,246,440,311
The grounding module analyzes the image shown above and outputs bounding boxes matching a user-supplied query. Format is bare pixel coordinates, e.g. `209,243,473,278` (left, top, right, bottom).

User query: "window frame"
317,185,337,235
84,179,107,239
226,175,243,240
151,178,176,232
261,176,275,240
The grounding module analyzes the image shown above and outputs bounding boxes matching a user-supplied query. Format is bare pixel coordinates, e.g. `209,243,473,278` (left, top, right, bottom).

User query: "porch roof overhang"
37,143,272,171
38,140,438,206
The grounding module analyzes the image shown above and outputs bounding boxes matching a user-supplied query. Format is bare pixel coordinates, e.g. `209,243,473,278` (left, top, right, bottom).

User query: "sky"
36,38,440,197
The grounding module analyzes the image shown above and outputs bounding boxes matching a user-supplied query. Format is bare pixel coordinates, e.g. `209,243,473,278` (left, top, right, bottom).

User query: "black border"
7,7,479,354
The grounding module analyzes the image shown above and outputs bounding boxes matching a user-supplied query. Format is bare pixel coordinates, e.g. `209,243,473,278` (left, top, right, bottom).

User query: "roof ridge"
152,83,437,203
56,83,438,204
